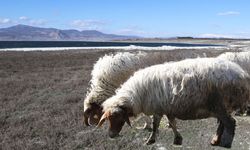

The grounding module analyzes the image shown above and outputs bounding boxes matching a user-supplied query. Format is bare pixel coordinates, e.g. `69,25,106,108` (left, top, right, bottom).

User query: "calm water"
0,41,220,49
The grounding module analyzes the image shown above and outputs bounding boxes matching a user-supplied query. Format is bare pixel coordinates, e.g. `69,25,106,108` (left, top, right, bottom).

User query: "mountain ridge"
0,24,138,41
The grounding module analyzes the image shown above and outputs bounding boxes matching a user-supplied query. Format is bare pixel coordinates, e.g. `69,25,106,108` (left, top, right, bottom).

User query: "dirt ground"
1,48,250,150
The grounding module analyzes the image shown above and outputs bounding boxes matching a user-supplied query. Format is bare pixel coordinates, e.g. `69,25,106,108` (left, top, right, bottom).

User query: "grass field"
1,48,250,150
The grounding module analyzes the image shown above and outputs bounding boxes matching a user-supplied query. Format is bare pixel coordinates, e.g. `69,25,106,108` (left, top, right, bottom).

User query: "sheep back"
217,51,250,74
102,58,250,119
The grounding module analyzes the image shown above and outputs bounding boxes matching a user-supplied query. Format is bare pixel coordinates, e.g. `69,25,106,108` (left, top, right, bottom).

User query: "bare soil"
0,48,250,150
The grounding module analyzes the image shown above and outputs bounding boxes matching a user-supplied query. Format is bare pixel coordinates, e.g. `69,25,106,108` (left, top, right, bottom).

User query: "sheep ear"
120,107,132,127
83,112,90,126
83,109,90,126
125,114,131,127
97,111,110,127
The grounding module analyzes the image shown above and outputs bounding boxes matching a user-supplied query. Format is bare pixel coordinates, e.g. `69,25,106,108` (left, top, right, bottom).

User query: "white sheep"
83,52,169,127
217,51,250,74
217,51,250,114
98,58,250,148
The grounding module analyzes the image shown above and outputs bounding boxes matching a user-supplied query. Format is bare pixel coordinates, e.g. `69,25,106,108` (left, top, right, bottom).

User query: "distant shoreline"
0,39,249,51
0,40,223,50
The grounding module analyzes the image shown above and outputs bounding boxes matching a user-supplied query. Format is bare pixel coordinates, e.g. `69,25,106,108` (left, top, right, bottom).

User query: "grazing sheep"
83,52,169,126
217,51,250,74
98,58,250,148
217,51,250,115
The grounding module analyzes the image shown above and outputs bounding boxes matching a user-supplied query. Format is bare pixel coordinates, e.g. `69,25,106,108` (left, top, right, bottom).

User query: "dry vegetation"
1,48,250,150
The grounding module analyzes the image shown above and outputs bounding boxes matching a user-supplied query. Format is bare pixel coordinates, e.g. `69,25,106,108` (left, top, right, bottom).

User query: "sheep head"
83,103,103,126
98,107,131,138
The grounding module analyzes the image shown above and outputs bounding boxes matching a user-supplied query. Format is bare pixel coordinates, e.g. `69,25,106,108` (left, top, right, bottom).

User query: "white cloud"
232,31,250,39
71,19,105,30
1,17,47,27
200,33,234,38
19,16,47,26
115,25,146,36
19,16,29,21
116,28,146,35
29,19,47,26
217,11,240,16
200,32,250,39
0,18,12,24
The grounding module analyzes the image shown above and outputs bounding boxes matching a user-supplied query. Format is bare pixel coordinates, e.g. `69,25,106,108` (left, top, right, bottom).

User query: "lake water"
0,41,224,51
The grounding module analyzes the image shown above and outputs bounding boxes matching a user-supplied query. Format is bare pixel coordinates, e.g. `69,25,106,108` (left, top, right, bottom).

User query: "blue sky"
0,0,249,38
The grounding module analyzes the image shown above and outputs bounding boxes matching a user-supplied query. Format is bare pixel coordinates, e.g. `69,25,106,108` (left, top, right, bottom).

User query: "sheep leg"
167,116,182,145
215,109,236,148
146,114,162,145
211,120,224,146
219,115,236,148
246,105,250,116
208,90,236,148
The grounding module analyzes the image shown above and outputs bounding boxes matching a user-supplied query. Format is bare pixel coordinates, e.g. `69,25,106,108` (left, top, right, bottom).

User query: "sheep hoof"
146,139,155,145
173,136,183,145
235,111,243,116
219,131,234,148
235,109,245,116
220,140,232,148
247,111,250,116
211,135,220,146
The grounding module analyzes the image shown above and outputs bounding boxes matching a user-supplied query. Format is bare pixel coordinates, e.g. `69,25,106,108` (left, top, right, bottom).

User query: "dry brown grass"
0,48,250,150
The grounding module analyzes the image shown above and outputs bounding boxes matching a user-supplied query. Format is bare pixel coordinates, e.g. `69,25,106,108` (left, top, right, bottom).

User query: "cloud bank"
200,32,250,39
0,16,47,27
217,11,240,16
19,16,29,21
0,18,12,24
71,19,106,30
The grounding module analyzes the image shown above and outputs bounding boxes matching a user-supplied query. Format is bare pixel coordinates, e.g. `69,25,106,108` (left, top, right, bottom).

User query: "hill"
0,24,138,41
